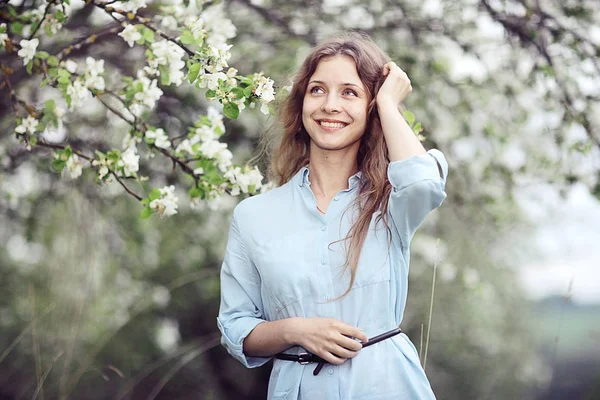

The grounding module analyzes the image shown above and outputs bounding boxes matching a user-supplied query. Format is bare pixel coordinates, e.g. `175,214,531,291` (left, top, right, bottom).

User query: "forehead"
309,55,364,87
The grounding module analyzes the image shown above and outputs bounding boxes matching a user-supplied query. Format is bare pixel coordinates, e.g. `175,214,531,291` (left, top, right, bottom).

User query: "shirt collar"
295,166,363,190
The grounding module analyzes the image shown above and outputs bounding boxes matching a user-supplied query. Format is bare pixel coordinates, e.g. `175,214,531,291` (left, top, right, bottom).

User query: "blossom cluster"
6,0,275,217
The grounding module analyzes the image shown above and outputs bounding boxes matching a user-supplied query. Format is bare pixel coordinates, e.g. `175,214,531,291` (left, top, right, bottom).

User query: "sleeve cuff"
387,149,448,190
217,316,271,368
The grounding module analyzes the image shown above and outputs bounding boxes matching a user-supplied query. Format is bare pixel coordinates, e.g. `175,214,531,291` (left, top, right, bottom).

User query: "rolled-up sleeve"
217,207,271,368
387,149,448,249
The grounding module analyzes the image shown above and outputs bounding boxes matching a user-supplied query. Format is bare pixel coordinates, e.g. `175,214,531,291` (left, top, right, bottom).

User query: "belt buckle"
297,352,311,365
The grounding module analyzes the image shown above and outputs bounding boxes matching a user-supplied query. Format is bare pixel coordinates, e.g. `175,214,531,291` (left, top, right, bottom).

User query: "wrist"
376,97,399,113
282,317,303,347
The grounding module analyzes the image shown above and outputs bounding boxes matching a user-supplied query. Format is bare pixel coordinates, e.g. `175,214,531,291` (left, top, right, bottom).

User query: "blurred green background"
1,0,599,399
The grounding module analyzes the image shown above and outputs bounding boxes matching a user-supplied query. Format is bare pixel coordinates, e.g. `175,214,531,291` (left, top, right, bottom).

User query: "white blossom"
118,25,142,47
195,125,218,143
150,40,186,86
207,106,225,133
205,43,232,73
14,116,39,134
17,38,39,65
64,60,78,74
185,16,205,39
85,57,104,76
225,166,264,194
260,102,270,115
175,139,195,155
215,148,233,171
85,74,105,91
132,73,163,111
150,185,178,217
198,72,227,91
122,132,142,150
199,139,227,159
160,16,178,31
202,4,236,46
92,158,110,180
65,154,83,179
66,80,91,110
118,147,140,177
154,318,180,352
145,128,171,149
117,0,147,13
0,24,8,47
255,75,276,102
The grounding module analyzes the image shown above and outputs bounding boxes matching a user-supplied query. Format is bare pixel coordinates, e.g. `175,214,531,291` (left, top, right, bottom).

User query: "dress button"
320,225,326,231
325,295,330,301
321,259,326,265
333,197,339,201
328,368,334,375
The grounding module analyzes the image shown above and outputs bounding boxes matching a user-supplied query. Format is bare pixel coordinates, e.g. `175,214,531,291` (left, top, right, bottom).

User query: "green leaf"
189,186,204,198
231,87,245,99
48,67,58,78
413,121,422,133
403,110,415,126
55,10,67,24
10,22,23,35
143,27,154,43
205,89,217,100
160,68,170,86
52,159,66,172
243,85,254,98
47,56,59,67
63,146,73,158
188,63,201,83
26,61,33,75
180,30,195,45
141,206,153,219
44,99,56,112
148,188,162,201
40,78,49,88
35,51,49,59
223,102,240,119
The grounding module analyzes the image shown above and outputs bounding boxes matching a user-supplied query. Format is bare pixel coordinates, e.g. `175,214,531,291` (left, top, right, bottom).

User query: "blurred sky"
516,183,600,304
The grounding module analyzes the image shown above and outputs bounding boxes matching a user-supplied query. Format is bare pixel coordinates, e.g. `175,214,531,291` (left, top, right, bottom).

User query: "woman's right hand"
288,317,369,365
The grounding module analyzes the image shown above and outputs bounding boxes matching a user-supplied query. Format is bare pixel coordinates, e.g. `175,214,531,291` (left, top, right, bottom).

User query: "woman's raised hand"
290,317,369,365
376,61,412,108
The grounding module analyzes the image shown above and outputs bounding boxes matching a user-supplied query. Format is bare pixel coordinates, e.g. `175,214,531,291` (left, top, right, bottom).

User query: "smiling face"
302,55,370,155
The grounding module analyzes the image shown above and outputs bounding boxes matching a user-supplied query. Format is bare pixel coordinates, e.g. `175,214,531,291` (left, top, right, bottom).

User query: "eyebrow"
308,80,364,90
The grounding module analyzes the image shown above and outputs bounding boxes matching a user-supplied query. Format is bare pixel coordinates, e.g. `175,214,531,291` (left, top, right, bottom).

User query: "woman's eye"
310,87,324,94
343,89,357,96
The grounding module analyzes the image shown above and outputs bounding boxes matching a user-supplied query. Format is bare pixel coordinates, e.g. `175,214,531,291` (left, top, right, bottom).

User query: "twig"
29,285,44,400
423,238,440,371
28,0,55,40
114,334,219,400
31,352,64,400
63,269,219,398
145,336,222,400
56,26,121,60
0,306,54,366
89,0,195,57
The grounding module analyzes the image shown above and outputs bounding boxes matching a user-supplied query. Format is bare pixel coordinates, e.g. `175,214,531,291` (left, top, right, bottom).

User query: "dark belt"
274,327,402,376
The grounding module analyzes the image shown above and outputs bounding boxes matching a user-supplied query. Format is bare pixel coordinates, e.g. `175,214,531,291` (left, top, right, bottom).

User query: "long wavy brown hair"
268,31,393,298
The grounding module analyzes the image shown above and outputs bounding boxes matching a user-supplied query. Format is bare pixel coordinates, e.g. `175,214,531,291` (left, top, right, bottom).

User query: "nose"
321,93,341,113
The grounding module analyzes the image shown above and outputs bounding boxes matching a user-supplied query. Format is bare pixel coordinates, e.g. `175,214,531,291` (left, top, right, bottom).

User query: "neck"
307,144,359,199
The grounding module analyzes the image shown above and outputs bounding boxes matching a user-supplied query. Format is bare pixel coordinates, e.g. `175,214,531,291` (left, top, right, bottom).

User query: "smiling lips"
316,119,349,131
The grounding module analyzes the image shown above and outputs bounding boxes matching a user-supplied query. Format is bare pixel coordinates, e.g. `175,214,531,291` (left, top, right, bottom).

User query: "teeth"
320,121,347,129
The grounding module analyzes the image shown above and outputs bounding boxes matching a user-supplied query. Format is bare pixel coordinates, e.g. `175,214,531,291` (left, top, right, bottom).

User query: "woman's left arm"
377,62,448,248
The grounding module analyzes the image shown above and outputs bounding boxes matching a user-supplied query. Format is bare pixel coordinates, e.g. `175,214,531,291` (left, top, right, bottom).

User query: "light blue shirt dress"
217,150,448,399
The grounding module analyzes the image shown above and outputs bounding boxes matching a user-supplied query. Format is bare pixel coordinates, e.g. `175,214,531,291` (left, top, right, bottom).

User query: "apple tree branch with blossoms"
0,0,275,218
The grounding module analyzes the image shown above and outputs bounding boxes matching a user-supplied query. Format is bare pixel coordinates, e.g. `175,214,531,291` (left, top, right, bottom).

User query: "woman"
217,31,447,399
